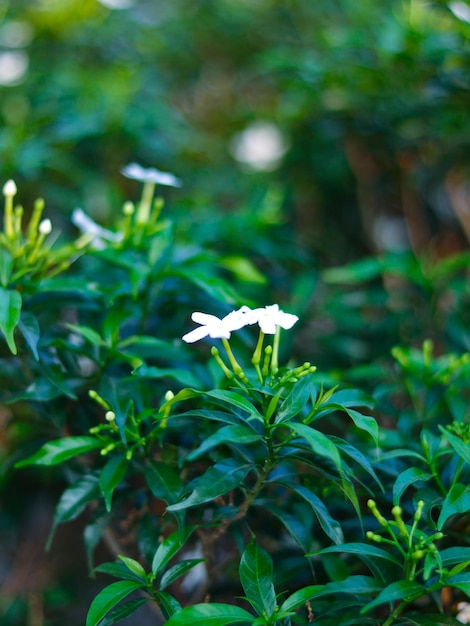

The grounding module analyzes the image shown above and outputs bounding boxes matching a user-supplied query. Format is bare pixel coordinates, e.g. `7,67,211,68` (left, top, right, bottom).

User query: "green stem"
136,180,155,224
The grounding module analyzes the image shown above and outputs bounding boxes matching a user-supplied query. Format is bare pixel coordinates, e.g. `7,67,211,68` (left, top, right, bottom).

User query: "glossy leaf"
393,467,433,506
287,422,342,473
275,376,312,423
18,312,40,360
360,580,425,614
438,483,470,529
98,598,148,626
100,454,128,512
151,527,193,576
0,286,22,354
145,460,184,505
239,538,276,616
165,603,254,626
186,424,262,461
166,459,252,512
160,558,205,590
86,580,144,626
15,436,103,468
280,585,324,612
439,426,470,465
48,475,101,549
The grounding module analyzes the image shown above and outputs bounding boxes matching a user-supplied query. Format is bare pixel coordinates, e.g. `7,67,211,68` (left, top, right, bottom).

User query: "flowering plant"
2,174,469,626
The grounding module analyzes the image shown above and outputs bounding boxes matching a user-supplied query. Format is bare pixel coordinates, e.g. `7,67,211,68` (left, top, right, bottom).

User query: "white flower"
121,163,182,188
71,208,123,249
182,308,251,344
247,304,298,335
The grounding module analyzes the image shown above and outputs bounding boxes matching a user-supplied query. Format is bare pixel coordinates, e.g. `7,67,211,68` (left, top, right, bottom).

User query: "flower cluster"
182,304,298,343
182,304,300,383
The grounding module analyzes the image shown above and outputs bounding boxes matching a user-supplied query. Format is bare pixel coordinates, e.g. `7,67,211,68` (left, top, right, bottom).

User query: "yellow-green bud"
165,390,174,402
123,201,135,216
105,411,116,422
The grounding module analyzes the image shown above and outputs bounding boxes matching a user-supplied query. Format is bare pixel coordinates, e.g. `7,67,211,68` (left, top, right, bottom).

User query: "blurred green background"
1,1,470,624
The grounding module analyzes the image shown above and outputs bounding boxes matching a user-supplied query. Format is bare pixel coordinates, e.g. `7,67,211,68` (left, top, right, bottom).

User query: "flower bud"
39,218,52,235
3,179,17,197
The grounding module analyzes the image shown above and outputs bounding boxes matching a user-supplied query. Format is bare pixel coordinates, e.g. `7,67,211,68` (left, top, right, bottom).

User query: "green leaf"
360,580,425,614
93,561,149,585
399,613,468,626
156,591,182,620
276,480,343,544
440,547,470,568
439,426,470,465
275,376,312,423
287,422,342,474
132,365,201,389
145,460,184,505
86,580,144,626
239,538,276,616
0,246,13,287
160,559,205,590
18,312,40,360
118,555,147,581
280,585,324,612
15,436,103,468
100,454,128,512
165,603,254,626
323,405,378,443
151,527,193,576
393,468,433,506
186,425,262,461
48,475,101,549
311,543,401,568
166,459,252,512
445,572,470,596
0,286,22,354
438,483,470,529
67,323,106,347
98,598,148,626
267,505,311,552
206,389,263,419
322,257,383,284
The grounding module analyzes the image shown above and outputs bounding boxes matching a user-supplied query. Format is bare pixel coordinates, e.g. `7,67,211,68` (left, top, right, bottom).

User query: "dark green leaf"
132,365,201,389
166,459,252,512
160,559,205,590
186,425,262,461
439,427,470,465
360,580,425,614
18,312,40,360
151,527,193,576
118,555,147,581
100,454,128,512
280,585,324,612
275,376,312,423
239,538,276,616
0,286,22,354
165,603,254,626
48,475,101,549
287,422,342,473
145,460,184,505
15,436,103,468
98,598,148,626
86,580,144,626
393,468,433,506
94,561,149,585
276,480,343,544
438,483,470,529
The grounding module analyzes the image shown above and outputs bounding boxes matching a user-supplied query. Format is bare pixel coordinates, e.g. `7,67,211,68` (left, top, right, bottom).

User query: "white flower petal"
182,326,211,343
276,312,299,330
191,312,222,325
72,208,123,243
121,162,182,187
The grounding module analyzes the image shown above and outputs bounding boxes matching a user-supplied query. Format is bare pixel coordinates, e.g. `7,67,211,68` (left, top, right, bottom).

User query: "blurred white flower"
449,1,470,23
38,218,52,236
2,179,17,197
229,121,290,171
97,0,136,8
247,304,298,335
182,308,251,343
456,602,470,624
121,163,182,187
0,50,28,86
72,208,123,249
